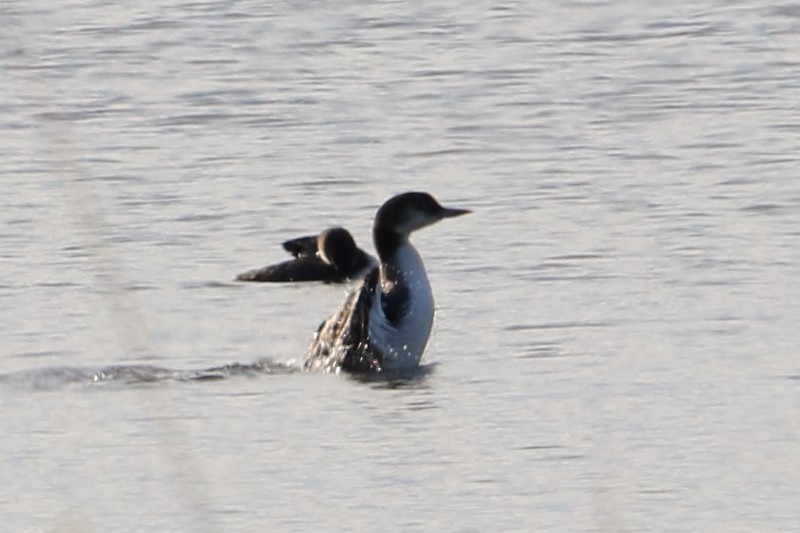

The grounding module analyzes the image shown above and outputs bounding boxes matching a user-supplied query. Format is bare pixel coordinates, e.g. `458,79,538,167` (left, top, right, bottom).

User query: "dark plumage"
304,192,470,374
236,227,375,283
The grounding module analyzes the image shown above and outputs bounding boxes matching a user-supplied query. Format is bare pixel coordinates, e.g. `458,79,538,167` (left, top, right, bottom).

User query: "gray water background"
1,0,799,531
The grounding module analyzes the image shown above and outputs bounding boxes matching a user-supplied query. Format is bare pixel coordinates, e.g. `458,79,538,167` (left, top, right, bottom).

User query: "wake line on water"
0,359,300,390
0,360,437,390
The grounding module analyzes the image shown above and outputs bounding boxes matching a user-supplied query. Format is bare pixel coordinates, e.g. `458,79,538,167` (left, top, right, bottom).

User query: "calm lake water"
2,0,799,531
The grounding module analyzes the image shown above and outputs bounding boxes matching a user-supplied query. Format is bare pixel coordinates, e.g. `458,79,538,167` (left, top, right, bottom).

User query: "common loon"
236,227,376,283
303,192,470,373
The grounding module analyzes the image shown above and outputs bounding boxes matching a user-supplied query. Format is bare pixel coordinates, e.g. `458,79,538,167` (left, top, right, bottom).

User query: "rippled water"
2,0,799,531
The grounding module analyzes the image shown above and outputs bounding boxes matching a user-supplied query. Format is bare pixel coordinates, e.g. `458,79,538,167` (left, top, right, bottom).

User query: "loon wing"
235,256,340,282
303,265,382,372
282,234,319,258
339,265,382,372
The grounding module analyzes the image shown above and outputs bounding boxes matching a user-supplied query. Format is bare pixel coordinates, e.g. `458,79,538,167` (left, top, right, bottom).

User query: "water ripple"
0,359,298,390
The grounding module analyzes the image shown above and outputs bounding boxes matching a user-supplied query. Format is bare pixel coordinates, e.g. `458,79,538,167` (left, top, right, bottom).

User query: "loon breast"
367,243,435,369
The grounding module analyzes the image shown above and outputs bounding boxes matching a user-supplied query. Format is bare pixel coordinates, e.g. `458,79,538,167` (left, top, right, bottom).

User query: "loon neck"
373,226,408,263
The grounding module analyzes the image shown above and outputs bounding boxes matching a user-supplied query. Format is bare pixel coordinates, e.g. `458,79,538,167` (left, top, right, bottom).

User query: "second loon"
304,192,470,373
236,227,376,283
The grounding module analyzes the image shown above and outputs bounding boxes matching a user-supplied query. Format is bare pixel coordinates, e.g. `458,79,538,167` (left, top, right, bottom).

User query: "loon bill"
303,192,470,373
236,227,376,283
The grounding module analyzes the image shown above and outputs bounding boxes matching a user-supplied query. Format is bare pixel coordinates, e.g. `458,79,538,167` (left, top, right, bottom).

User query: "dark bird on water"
236,227,376,283
303,192,470,374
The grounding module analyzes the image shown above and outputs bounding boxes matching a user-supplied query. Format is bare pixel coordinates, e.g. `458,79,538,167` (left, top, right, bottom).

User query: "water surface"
1,0,799,531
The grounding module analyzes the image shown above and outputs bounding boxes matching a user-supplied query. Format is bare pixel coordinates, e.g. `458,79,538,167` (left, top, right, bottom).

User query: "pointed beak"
439,207,471,219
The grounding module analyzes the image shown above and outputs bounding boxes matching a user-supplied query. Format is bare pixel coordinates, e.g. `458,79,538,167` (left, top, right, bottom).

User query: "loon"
303,192,470,373
236,227,376,283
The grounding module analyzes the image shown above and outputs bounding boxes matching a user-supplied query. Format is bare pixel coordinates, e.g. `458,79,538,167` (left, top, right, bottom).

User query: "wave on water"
0,360,437,390
0,359,299,390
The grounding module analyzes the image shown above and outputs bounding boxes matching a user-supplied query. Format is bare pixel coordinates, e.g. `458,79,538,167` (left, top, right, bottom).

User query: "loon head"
373,192,470,259
317,227,359,269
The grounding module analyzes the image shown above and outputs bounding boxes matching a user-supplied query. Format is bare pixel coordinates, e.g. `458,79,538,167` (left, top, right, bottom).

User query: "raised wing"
339,266,382,372
303,265,382,372
281,234,319,258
